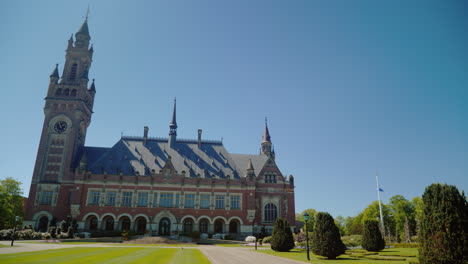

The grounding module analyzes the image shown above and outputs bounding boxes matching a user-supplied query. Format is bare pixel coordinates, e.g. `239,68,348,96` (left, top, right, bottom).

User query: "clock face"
54,121,68,133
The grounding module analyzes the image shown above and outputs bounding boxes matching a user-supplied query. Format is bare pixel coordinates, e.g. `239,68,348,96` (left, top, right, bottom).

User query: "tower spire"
262,117,271,143
169,98,177,147
261,118,275,160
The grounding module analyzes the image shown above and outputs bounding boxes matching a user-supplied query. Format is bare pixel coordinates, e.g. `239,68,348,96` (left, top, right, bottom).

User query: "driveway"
199,245,305,264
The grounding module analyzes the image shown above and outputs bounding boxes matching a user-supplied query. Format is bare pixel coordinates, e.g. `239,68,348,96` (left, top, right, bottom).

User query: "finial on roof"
85,5,90,21
50,64,60,78
170,97,177,130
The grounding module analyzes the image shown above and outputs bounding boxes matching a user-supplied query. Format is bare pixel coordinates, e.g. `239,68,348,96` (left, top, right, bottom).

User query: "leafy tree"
0,177,24,229
419,183,468,264
296,208,317,233
411,196,423,236
270,218,295,252
362,220,385,251
389,195,416,242
335,216,346,236
311,212,346,259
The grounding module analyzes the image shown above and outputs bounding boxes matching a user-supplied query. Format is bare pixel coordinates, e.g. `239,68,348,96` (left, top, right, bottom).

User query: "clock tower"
26,18,96,217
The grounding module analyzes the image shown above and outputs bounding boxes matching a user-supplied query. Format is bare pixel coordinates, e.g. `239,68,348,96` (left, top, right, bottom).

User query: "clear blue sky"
1,0,467,218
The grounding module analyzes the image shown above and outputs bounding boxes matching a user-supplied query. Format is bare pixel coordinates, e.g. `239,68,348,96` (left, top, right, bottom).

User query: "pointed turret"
88,79,96,94
50,64,60,79
261,118,275,160
74,18,91,49
67,34,74,50
246,159,256,179
168,98,177,147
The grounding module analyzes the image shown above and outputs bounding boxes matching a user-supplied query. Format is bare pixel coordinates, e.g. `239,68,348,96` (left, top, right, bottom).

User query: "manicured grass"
254,248,418,264
17,241,102,245
0,244,11,247
114,243,198,247
0,247,210,264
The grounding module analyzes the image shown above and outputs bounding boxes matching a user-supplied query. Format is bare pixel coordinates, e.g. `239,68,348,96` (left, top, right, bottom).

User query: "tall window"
199,219,209,233
160,193,173,207
153,193,158,207
122,192,133,207
265,173,277,183
175,193,180,207
264,203,278,222
215,195,225,209
137,193,148,207
41,191,53,205
69,63,78,81
200,194,210,209
106,192,116,206
230,195,240,209
89,191,100,205
184,194,195,208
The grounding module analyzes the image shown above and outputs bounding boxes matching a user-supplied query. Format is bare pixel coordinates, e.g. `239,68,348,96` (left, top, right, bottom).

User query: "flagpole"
376,173,385,236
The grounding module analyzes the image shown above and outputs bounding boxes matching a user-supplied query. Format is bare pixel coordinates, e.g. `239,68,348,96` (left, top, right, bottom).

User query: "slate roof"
84,137,268,179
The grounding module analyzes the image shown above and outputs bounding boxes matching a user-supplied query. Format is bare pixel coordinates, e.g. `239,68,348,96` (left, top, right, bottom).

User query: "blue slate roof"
84,137,268,178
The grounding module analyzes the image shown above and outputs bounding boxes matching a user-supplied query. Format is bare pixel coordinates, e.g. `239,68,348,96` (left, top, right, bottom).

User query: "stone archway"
119,216,131,231
229,220,239,234
214,219,224,233
159,217,171,236
183,218,193,233
38,216,49,232
135,216,147,234
198,219,209,234
102,216,115,231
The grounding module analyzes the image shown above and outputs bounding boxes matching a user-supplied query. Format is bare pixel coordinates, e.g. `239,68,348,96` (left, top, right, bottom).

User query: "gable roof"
84,137,269,178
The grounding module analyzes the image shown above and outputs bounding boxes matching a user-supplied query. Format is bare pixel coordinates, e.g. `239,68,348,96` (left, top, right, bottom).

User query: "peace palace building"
24,18,296,237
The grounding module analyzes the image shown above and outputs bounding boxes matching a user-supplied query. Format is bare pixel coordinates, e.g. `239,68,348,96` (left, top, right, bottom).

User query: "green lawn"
0,247,210,264
254,248,418,264
113,243,198,247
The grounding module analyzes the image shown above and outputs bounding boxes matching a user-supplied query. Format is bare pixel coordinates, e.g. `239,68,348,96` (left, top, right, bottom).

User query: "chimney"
143,126,149,145
198,129,202,148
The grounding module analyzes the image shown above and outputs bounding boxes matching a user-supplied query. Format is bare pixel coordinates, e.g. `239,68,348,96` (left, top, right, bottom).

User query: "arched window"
89,216,98,230
199,219,209,233
183,219,193,233
69,63,78,81
55,88,62,96
264,203,278,222
104,217,114,231
63,89,70,96
71,89,77,97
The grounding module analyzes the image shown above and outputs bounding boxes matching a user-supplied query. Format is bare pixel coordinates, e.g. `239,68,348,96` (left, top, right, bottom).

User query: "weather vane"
85,5,90,20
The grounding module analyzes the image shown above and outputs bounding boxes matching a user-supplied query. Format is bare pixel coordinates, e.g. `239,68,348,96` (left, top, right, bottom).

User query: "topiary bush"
419,183,468,264
270,218,295,252
311,212,346,259
362,220,385,251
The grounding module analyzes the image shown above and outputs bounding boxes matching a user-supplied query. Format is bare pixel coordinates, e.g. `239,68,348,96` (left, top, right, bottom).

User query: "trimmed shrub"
67,227,74,238
419,183,468,264
189,231,201,240
262,236,272,243
48,226,57,239
362,220,385,251
270,218,295,252
387,242,419,248
311,212,346,259
341,235,362,248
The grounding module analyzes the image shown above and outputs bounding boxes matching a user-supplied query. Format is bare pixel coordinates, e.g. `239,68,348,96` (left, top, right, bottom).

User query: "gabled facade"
24,19,295,237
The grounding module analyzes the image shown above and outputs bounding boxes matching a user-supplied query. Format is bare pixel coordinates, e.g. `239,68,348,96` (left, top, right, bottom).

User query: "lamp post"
254,223,258,250
303,213,310,261
11,216,20,247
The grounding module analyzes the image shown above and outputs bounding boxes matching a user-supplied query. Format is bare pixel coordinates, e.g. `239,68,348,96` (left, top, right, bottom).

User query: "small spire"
247,159,254,171
89,79,96,92
50,64,60,78
89,44,94,53
170,97,177,130
262,117,271,143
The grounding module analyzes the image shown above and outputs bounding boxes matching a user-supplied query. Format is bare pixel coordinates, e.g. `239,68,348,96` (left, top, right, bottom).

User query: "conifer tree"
419,183,468,264
270,218,295,252
311,212,346,259
362,220,385,251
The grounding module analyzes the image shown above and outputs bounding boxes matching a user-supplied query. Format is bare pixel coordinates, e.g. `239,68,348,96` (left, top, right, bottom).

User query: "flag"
379,188,384,192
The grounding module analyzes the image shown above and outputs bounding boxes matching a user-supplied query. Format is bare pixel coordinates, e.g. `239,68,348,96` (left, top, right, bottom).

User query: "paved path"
1,241,305,264
199,245,305,264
